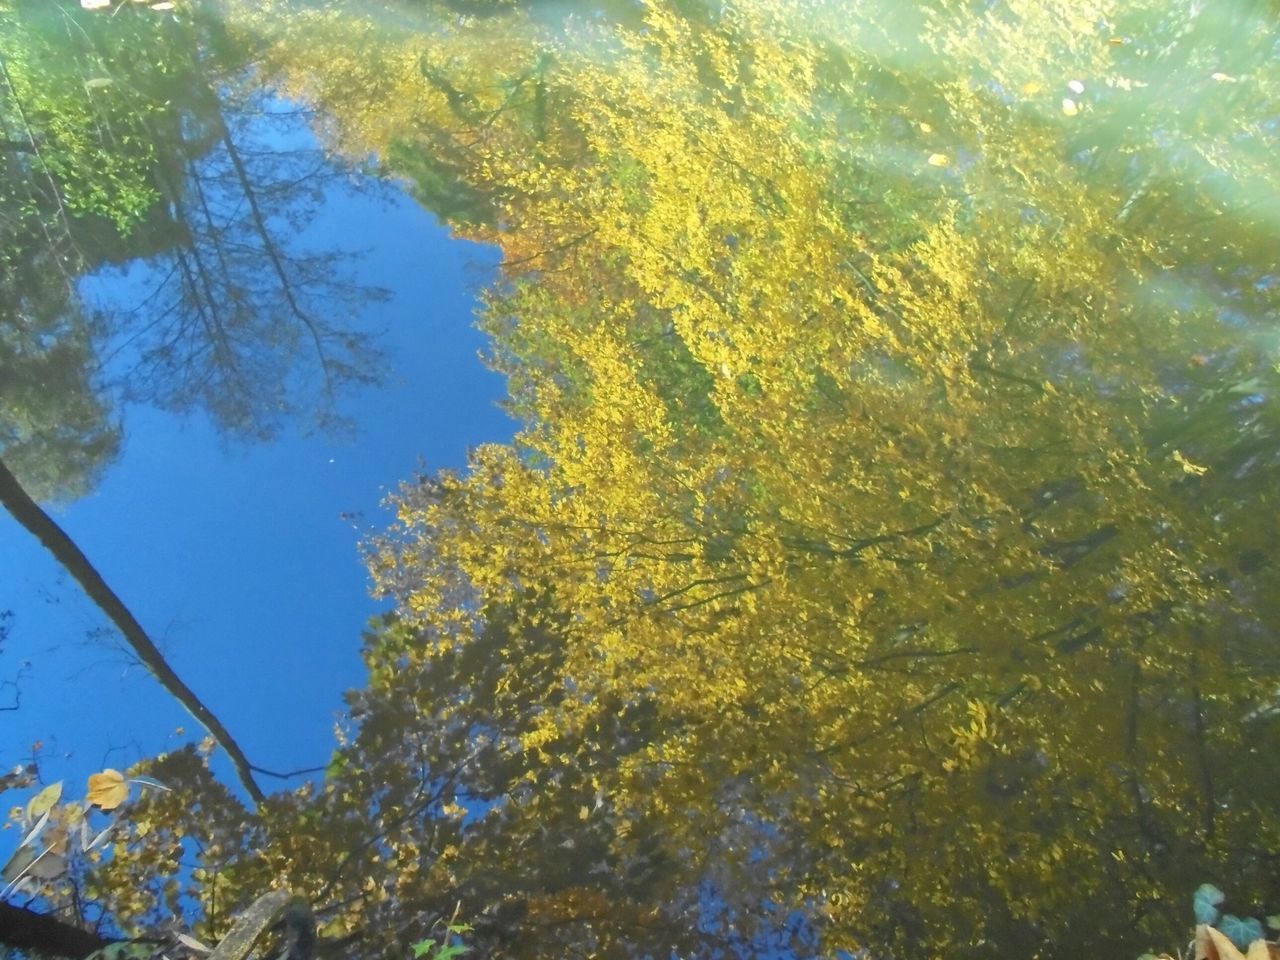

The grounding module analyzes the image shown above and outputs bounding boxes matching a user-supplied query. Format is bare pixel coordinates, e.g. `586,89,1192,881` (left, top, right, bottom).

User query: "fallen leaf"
1173,450,1209,476
176,933,212,954
1,846,38,884
26,847,67,880
87,770,129,811
80,0,111,8
1062,98,1079,116
26,782,62,824
1194,925,1274,960
927,153,949,167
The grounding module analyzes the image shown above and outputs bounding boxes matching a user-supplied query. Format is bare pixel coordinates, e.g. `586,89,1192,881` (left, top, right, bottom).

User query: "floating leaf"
1067,79,1085,93
84,78,114,90
1195,884,1226,925
26,846,67,881
80,0,111,8
1211,72,1237,83
1227,377,1263,395
1219,916,1265,950
26,782,62,825
86,770,128,811
126,776,170,793
0,839,65,889
919,122,933,133
1267,916,1280,930
1,845,38,884
927,153,950,167
1062,98,1079,116
176,934,211,954
150,1,175,8
1197,926,1239,960
83,819,116,852
1173,450,1209,476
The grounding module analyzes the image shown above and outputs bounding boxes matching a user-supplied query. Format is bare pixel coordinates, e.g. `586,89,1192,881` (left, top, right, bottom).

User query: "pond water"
1,1,1277,959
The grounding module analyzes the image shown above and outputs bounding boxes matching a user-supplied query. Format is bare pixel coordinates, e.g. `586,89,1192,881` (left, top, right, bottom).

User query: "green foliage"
410,922,471,960
1218,916,1265,951
1195,883,1226,927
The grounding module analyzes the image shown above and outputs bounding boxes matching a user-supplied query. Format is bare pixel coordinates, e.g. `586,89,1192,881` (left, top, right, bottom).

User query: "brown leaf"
86,770,129,811
1198,925,1249,960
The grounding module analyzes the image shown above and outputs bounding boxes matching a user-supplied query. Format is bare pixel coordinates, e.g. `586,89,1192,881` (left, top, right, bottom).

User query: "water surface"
2,1,1278,958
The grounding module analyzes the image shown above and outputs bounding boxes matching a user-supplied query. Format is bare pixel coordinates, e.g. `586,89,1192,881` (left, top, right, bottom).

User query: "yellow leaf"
86,770,129,811
1173,450,1209,476
919,122,933,133
578,805,590,820
26,782,62,823
927,153,949,167
1062,98,1079,116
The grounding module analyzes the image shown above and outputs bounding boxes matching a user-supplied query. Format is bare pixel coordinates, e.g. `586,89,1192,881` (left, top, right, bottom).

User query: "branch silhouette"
0,456,266,803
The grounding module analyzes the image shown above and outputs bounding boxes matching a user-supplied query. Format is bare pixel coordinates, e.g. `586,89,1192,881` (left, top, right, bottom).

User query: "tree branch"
0,457,266,804
0,901,118,959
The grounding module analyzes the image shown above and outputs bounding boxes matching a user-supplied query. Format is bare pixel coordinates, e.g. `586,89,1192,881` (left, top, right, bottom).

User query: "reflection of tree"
0,0,383,827
0,227,119,500
0,0,386,494
78,598,808,960
105,97,387,440
236,0,1280,956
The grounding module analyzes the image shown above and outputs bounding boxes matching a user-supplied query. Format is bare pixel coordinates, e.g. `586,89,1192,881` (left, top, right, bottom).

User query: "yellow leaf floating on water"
86,770,129,811
1061,98,1079,116
927,153,949,167
1173,450,1209,476
26,782,62,823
